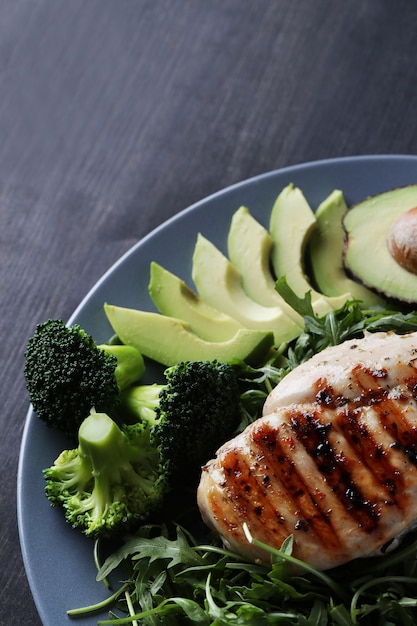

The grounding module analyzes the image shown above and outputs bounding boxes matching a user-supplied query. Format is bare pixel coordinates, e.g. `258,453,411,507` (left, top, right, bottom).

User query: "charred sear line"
375,396,417,465
289,409,380,531
315,381,345,409
338,408,403,501
391,441,417,465
250,422,342,550
349,364,391,406
220,445,289,540
314,367,390,409
353,364,388,383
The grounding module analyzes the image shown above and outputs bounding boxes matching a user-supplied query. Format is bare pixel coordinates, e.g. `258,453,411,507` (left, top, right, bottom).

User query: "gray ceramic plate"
17,155,417,625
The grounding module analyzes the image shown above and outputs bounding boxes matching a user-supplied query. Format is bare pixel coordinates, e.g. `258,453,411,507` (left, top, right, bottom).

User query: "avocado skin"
104,303,274,367
343,184,417,303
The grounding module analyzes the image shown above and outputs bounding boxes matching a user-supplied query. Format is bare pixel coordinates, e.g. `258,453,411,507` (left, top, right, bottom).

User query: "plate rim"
65,153,417,325
17,153,417,624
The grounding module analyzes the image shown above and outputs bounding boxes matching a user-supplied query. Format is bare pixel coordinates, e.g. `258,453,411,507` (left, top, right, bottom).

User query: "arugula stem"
124,590,138,626
96,598,183,624
67,582,130,616
243,524,348,602
94,539,111,590
350,576,417,623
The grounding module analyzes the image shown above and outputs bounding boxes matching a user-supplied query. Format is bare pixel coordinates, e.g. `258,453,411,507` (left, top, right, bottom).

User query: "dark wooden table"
2,1,417,624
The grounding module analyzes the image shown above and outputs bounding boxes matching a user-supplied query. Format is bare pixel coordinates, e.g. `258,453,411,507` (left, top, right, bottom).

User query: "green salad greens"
70,523,417,625
67,286,417,625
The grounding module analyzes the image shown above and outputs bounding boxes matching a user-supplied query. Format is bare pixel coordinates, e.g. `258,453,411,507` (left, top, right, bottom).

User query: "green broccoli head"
44,410,168,538
156,360,242,481
120,360,242,483
24,319,144,439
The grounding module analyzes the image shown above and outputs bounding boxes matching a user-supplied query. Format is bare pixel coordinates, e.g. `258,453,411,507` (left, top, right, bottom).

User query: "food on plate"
107,183,403,371
308,189,386,306
388,206,417,275
44,409,169,537
192,233,302,343
388,206,417,274
148,261,243,341
23,319,144,440
343,184,417,302
25,178,417,623
120,359,242,482
269,183,352,315
263,329,415,412
104,302,274,366
198,330,417,571
43,359,243,537
227,205,304,324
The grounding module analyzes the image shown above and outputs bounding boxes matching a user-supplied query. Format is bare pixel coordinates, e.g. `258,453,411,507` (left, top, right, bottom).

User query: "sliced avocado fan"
227,206,304,327
269,184,352,316
148,261,243,342
192,233,302,345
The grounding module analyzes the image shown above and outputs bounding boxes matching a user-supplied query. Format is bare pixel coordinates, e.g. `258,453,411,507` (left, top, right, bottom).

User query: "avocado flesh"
227,206,303,327
343,184,417,303
104,304,273,367
309,190,386,307
148,262,243,342
192,234,302,345
269,184,352,316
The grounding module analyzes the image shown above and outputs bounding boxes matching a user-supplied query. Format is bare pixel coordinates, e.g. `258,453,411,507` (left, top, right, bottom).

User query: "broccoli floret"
120,383,162,424
119,360,242,483
44,409,169,538
24,319,145,439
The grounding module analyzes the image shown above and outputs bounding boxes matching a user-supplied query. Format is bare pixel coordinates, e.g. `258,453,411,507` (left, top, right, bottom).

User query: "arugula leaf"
129,527,204,569
275,276,315,318
69,277,417,625
73,513,417,625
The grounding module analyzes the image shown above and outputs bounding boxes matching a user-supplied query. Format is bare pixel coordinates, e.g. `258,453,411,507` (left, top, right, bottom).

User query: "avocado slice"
104,303,274,366
269,184,352,315
343,184,417,303
227,206,303,327
192,233,302,345
148,261,243,342
308,190,386,307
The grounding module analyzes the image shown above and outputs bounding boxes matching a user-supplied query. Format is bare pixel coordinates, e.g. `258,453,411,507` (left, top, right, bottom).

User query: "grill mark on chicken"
336,407,402,500
348,364,389,403
263,333,417,417
212,421,345,553
286,407,382,531
312,362,417,496
249,420,343,550
374,395,417,467
313,365,390,410
220,447,288,542
198,332,417,570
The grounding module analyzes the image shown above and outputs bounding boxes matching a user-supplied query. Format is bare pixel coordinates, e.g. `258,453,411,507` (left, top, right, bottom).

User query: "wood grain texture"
2,1,417,623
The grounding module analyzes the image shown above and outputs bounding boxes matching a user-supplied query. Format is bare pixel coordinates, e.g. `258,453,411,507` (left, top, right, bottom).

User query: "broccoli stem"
118,384,164,425
78,411,127,475
45,408,169,537
99,344,145,391
78,410,155,493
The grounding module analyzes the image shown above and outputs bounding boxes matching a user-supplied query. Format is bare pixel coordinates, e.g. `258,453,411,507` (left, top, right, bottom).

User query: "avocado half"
343,184,417,303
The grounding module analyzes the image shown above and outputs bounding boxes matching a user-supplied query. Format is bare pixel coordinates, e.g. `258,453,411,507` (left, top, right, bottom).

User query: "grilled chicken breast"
197,331,417,571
